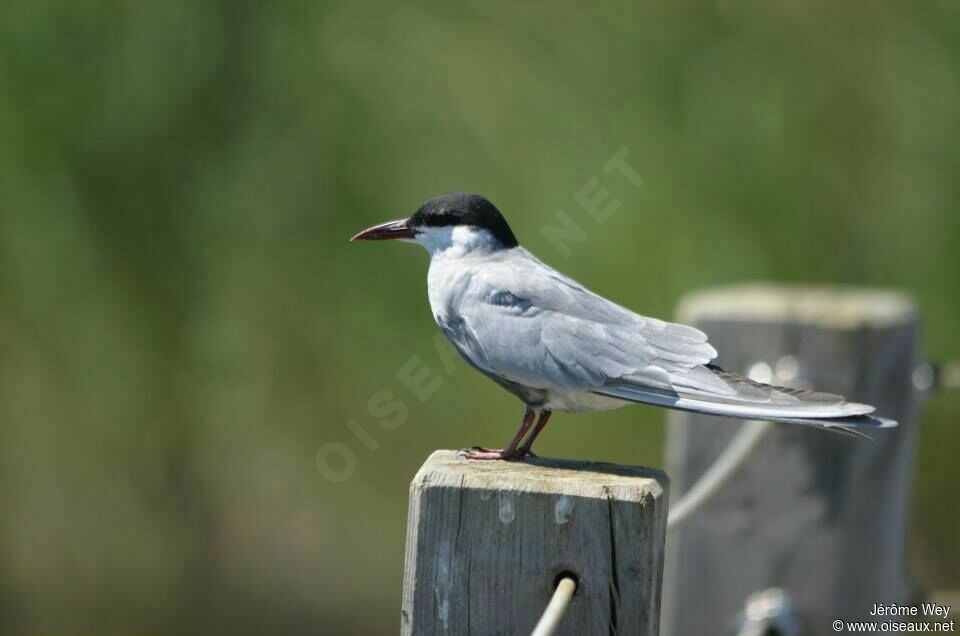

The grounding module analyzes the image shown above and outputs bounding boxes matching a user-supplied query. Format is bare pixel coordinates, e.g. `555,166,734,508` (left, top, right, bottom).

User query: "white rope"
531,576,577,636
667,419,773,532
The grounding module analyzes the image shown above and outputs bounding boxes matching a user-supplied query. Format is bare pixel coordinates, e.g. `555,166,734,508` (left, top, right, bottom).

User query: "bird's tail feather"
594,364,897,438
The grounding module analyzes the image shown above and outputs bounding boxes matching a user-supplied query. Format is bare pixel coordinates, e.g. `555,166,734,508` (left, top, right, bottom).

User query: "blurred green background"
1,0,958,633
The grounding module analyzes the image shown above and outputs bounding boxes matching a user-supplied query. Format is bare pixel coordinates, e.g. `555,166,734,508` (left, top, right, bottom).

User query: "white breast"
427,253,477,326
421,226,501,324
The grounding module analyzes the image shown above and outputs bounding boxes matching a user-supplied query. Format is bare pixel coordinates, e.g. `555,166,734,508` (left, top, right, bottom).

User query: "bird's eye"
432,212,455,227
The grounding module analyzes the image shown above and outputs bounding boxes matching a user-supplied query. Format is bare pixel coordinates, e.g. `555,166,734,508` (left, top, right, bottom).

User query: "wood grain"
401,450,669,636
663,284,921,636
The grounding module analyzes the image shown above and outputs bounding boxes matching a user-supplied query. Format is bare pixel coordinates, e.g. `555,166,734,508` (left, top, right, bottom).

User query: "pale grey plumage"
429,244,893,432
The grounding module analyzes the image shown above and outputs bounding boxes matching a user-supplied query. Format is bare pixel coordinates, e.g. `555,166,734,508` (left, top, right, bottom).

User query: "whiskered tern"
352,193,896,460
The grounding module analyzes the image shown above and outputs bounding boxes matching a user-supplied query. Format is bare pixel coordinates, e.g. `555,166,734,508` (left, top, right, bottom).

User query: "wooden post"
401,450,669,636
662,284,921,636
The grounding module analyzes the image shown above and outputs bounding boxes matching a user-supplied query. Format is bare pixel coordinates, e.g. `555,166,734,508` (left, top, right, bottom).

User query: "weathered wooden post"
401,450,669,635
662,284,921,636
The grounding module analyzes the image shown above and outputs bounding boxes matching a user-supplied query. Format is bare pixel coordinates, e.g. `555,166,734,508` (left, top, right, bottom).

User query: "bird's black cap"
409,193,519,249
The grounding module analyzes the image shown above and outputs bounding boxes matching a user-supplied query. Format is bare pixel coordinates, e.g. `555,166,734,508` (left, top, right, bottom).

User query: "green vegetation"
0,1,957,633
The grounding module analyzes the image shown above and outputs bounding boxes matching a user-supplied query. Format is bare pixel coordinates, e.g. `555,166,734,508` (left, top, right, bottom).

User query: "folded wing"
453,249,896,432
458,249,718,391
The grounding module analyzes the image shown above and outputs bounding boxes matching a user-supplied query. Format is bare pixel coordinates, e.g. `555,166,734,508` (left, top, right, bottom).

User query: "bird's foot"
458,446,533,461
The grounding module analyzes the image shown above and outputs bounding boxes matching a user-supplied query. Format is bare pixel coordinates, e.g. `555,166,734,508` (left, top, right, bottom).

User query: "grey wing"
459,252,718,392
460,250,896,430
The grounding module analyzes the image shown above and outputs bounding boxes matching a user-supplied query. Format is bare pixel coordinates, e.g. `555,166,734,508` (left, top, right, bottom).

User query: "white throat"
414,225,503,259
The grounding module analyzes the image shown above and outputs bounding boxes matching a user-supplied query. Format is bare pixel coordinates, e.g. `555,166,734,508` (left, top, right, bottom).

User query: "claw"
457,446,497,457
462,449,511,460
458,409,546,461
459,447,532,461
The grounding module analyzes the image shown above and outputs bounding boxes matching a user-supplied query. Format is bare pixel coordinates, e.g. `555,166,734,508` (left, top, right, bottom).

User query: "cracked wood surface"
401,450,668,636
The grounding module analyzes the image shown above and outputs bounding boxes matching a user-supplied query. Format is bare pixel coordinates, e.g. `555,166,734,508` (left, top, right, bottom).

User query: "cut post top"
676,282,916,330
412,450,667,501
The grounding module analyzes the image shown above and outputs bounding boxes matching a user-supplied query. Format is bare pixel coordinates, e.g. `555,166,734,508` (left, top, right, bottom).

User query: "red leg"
517,410,552,456
463,408,536,460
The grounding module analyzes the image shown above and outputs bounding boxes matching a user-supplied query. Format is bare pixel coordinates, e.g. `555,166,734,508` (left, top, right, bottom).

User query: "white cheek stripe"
416,226,499,257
